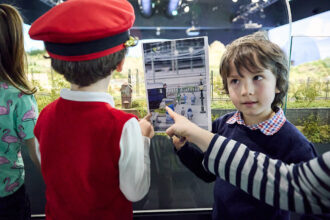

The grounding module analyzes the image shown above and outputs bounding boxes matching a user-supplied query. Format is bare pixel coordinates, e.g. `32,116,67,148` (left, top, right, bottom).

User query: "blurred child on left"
0,4,41,220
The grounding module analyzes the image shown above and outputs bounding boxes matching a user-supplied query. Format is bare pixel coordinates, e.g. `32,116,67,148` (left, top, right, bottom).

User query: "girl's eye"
230,79,239,84
253,75,263,81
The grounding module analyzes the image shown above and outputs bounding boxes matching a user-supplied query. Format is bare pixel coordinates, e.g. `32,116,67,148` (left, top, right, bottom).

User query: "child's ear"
275,87,280,93
116,59,125,72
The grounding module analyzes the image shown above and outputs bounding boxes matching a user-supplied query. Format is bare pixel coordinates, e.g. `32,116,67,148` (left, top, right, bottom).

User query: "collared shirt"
226,108,286,135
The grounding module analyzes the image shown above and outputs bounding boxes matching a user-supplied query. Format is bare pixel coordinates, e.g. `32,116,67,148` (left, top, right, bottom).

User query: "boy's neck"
242,110,276,126
71,76,111,93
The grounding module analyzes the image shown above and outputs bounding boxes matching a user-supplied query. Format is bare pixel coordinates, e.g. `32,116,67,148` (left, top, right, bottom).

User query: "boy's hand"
172,135,187,151
139,113,154,138
165,106,200,142
166,106,214,153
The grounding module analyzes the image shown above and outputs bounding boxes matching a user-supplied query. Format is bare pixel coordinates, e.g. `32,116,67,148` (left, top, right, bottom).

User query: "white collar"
60,88,115,107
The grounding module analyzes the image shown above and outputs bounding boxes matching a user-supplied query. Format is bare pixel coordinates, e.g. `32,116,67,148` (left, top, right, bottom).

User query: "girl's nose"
241,81,254,96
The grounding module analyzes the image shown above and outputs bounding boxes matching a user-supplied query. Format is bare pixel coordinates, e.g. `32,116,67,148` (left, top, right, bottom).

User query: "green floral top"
0,82,38,197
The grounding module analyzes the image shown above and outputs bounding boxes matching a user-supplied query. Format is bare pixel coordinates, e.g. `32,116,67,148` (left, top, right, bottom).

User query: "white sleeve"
119,117,151,202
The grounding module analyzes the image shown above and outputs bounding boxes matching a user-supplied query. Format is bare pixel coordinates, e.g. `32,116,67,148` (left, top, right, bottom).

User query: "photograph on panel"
142,37,211,132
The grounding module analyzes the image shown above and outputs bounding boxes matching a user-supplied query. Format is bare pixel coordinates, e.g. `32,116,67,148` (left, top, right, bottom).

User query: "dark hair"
0,4,37,94
219,32,288,111
51,48,127,87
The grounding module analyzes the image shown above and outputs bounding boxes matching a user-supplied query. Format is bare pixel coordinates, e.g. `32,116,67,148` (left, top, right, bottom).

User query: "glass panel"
286,35,330,153
22,0,293,215
113,0,292,211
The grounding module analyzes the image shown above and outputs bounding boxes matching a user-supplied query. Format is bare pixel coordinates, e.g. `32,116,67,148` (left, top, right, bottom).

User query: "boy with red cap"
29,0,154,219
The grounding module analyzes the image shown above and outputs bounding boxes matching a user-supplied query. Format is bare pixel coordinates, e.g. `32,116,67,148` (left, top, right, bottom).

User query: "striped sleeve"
203,134,330,214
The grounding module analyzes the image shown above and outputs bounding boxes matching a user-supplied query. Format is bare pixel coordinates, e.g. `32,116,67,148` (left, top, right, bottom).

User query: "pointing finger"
165,106,177,120
143,113,152,121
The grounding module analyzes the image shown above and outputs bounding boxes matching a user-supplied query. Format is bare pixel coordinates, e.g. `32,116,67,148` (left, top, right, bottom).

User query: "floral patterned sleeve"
15,94,38,140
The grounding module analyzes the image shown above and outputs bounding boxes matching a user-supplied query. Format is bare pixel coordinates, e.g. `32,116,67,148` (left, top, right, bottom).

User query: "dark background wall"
2,0,330,45
3,0,330,24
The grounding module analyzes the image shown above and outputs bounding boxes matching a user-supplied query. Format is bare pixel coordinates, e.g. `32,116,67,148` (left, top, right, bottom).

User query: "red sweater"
34,98,137,220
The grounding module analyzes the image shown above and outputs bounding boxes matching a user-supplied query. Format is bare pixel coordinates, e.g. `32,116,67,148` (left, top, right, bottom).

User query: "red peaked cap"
29,0,135,61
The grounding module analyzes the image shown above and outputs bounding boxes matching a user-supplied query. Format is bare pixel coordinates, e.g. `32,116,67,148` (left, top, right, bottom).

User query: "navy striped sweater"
203,134,330,215
177,113,318,220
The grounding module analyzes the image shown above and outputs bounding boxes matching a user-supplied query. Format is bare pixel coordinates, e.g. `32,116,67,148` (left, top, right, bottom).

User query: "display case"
18,0,297,219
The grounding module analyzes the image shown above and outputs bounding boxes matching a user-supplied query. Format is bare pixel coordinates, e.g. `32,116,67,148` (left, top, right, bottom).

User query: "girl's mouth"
242,101,257,106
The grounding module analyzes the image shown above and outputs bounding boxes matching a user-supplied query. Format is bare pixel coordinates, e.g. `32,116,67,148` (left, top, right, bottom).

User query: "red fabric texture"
29,0,135,61
34,98,137,220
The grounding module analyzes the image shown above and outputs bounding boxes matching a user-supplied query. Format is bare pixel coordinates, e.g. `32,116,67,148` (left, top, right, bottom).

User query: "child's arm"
167,107,216,182
15,95,40,170
175,141,216,182
139,113,154,138
118,114,154,202
25,138,41,171
165,106,330,214
203,134,330,215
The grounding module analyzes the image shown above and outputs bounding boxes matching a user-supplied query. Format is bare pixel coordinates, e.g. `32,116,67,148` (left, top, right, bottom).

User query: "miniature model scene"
142,37,211,132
